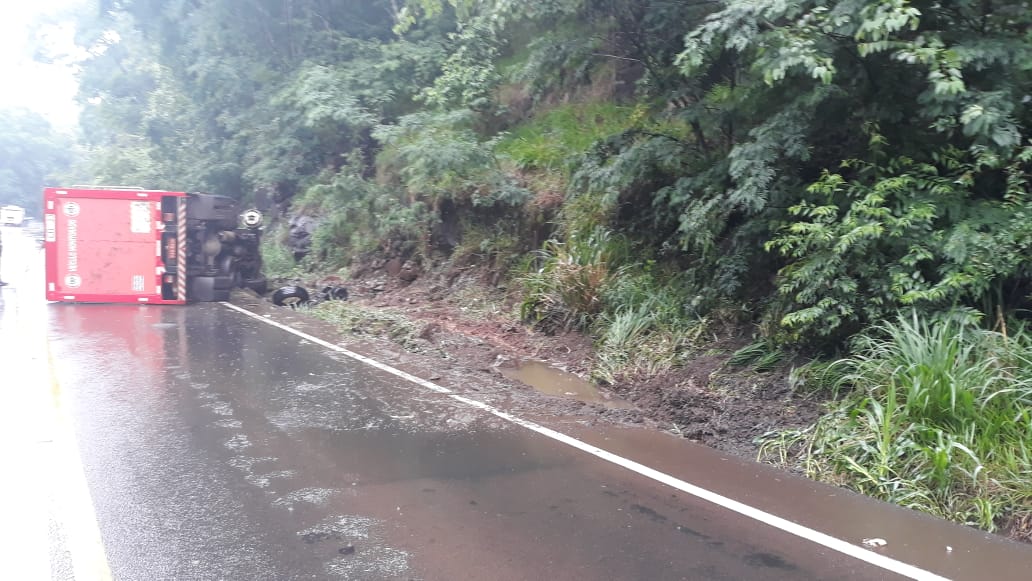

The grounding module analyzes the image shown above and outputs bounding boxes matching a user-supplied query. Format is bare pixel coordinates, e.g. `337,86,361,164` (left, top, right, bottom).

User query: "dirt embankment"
282,263,824,460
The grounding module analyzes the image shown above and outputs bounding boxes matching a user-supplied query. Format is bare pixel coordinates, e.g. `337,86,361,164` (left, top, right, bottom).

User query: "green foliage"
74,0,421,198
520,226,630,333
569,119,777,312
520,223,712,381
448,214,527,273
495,103,645,173
760,312,1032,533
671,0,1032,342
420,19,502,109
506,24,603,102
728,341,784,372
374,110,529,207
592,270,711,384
786,359,848,398
297,162,427,267
0,108,72,213
277,64,378,131
399,0,589,106
259,224,303,279
66,0,1032,384
769,145,1032,340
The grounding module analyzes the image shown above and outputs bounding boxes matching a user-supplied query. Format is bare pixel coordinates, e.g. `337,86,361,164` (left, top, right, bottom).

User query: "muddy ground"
271,266,825,460
258,261,1032,544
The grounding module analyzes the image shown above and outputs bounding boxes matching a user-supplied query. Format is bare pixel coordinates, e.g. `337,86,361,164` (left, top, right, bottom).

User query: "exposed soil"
273,263,825,460
260,258,1032,545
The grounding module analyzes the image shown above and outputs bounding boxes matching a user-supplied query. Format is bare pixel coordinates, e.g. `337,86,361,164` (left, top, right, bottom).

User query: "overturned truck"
44,187,266,303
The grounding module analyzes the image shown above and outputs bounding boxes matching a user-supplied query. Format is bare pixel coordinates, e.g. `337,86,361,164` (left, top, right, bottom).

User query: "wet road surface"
43,303,884,580
3,224,1032,580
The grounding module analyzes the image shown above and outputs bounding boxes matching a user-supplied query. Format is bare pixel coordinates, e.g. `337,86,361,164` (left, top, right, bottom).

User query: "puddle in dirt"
498,360,631,408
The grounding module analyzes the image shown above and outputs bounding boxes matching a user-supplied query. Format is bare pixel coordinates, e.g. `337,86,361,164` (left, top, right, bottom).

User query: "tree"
674,0,1032,340
0,108,71,214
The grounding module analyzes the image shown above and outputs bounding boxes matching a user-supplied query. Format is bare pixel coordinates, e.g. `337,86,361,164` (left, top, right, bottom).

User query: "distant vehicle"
1,205,25,226
44,186,267,303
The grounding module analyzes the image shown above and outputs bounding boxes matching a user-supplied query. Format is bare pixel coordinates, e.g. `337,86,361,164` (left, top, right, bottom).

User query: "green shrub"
495,103,646,173
760,311,1032,534
519,226,629,332
768,146,1032,343
260,223,301,278
592,302,709,385
295,163,428,267
374,109,530,208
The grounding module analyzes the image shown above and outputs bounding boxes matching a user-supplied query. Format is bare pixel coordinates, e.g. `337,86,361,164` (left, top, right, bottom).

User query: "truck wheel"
218,255,241,287
245,276,268,295
189,275,231,302
272,285,310,307
213,275,235,290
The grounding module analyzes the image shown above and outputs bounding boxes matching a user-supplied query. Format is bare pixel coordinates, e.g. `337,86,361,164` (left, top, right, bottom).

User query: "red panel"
44,187,186,304
45,187,184,201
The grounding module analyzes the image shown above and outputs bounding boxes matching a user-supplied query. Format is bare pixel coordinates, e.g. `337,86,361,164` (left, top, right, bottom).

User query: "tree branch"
590,52,643,63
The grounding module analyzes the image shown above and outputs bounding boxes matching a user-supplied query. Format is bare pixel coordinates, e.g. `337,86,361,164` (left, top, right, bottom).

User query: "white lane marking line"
220,302,451,394
450,394,947,580
221,302,949,581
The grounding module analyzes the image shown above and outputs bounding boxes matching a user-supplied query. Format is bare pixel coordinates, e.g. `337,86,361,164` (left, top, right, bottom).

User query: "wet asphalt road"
40,302,886,581
4,224,1032,580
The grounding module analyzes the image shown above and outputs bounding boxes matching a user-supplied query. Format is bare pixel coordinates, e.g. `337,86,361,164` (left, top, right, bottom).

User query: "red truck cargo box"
44,187,187,304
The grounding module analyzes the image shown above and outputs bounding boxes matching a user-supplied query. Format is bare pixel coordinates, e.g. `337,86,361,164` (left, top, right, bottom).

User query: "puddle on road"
498,360,631,408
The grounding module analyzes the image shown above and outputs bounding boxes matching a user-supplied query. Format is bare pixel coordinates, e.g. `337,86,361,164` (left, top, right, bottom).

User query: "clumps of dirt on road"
272,265,824,459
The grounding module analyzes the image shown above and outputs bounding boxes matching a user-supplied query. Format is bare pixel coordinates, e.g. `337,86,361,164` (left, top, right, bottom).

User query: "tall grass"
519,226,629,332
760,311,1032,537
520,229,710,382
495,103,642,173
592,301,708,384
260,224,303,278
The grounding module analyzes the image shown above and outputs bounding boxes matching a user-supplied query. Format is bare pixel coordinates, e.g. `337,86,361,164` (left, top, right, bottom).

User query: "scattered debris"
270,284,348,307
862,538,888,548
321,285,349,301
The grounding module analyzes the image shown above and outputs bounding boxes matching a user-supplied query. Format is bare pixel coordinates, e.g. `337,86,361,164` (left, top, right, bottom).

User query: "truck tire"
189,276,217,302
244,276,268,295
272,285,310,307
217,255,243,288
190,275,233,302
213,275,235,290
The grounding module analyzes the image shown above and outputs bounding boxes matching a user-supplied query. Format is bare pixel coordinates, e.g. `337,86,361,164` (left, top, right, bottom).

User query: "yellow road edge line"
46,340,114,581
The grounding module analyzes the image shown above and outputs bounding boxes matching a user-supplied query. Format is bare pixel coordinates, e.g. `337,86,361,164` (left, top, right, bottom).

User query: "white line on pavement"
221,301,950,581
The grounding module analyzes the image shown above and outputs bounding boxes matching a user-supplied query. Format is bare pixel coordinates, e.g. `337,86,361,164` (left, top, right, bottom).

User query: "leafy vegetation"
62,0,1032,537
761,312,1032,537
495,103,644,173
0,108,71,214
